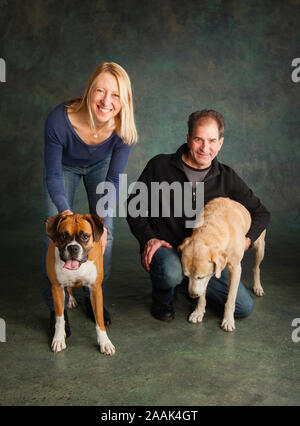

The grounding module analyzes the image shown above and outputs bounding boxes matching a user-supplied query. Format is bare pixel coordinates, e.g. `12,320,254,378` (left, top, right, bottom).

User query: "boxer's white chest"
54,248,97,289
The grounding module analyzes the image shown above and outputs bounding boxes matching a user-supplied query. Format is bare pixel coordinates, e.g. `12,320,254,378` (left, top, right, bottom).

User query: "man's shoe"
84,297,111,326
151,300,175,322
50,310,71,339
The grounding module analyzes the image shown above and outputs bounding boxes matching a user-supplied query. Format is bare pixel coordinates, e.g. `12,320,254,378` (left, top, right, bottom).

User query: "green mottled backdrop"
1,0,300,234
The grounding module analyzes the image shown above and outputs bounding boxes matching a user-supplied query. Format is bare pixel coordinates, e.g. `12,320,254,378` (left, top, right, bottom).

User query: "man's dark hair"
188,110,225,138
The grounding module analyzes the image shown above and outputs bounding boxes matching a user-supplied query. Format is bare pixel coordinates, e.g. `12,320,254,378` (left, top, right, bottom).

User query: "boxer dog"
45,213,115,355
178,197,265,332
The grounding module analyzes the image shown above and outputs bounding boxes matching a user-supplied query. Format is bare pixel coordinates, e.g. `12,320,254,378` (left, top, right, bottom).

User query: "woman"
43,62,137,336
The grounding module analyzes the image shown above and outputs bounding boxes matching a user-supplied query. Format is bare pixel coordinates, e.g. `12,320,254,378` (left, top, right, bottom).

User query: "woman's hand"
61,209,73,216
101,227,108,255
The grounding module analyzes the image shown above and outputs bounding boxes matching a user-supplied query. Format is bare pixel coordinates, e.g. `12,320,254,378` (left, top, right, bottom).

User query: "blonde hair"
67,62,138,145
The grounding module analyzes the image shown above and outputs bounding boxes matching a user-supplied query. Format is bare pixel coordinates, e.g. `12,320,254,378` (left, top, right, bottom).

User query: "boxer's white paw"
51,316,66,352
67,294,78,309
51,337,66,353
189,309,205,323
100,340,115,356
96,326,115,356
221,317,235,332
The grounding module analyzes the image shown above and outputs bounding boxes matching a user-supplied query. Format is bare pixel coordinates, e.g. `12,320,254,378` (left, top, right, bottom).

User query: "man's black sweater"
127,144,270,251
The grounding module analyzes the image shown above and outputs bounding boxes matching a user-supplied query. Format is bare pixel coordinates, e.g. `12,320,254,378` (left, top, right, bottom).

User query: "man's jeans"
150,247,254,318
43,158,114,311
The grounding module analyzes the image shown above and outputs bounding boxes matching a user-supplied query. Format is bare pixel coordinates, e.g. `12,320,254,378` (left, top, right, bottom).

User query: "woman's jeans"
43,158,114,311
150,247,254,318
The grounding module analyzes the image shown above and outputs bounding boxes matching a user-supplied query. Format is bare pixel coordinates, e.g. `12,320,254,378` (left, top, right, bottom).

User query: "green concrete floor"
1,219,299,406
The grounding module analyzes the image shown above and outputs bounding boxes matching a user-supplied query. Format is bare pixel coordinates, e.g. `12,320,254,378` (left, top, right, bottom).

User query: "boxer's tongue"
64,259,80,270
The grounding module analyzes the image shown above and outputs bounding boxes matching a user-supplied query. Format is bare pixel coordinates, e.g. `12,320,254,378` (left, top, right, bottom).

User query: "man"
127,110,270,321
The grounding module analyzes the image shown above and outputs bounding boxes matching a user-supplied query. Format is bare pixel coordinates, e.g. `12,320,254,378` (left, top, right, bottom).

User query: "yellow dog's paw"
221,318,235,332
253,285,264,297
188,310,205,324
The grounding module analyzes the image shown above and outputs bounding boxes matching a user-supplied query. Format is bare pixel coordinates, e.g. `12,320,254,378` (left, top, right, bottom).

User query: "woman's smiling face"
90,72,121,126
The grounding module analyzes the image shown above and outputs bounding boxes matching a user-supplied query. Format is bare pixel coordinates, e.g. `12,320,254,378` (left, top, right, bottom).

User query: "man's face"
186,119,224,169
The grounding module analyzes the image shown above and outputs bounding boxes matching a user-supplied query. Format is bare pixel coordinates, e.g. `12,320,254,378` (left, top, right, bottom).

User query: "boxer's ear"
45,214,66,242
84,214,104,242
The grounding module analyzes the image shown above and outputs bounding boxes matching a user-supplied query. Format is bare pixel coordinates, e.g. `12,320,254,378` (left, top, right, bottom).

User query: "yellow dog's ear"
84,214,104,242
45,213,68,242
211,250,227,278
177,237,191,254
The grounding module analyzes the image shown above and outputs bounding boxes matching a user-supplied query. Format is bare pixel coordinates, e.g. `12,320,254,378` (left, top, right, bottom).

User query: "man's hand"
101,227,108,255
244,237,251,251
142,238,173,272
